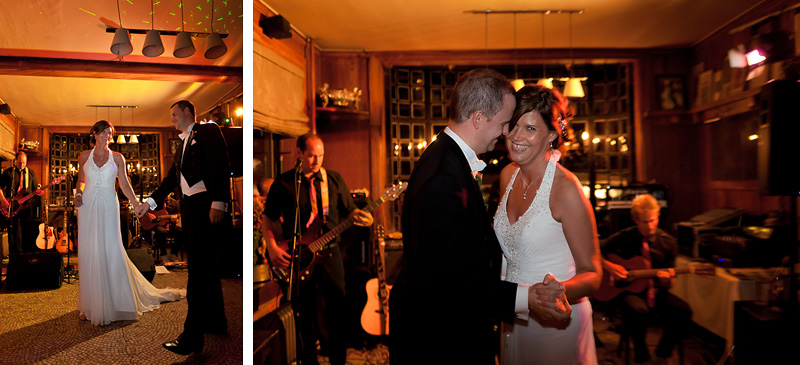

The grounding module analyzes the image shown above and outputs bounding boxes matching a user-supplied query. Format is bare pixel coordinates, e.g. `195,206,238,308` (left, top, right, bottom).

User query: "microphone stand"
288,158,303,361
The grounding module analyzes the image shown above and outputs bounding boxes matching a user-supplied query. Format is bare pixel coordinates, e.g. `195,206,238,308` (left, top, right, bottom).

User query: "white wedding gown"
78,148,185,325
493,151,597,365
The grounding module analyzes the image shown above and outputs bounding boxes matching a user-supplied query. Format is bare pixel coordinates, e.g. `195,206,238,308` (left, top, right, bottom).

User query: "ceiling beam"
0,56,243,84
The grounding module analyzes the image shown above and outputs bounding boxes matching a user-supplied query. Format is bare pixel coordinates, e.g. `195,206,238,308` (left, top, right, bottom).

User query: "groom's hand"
134,202,150,218
527,274,572,322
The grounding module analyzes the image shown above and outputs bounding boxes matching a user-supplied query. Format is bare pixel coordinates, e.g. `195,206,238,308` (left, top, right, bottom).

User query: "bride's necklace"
94,148,109,165
520,170,544,200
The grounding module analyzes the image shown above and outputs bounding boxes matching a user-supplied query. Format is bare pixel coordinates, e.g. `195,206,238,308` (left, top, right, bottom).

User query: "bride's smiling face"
94,127,114,146
506,111,556,165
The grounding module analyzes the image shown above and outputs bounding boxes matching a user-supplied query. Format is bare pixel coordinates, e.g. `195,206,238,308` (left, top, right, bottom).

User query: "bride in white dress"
494,85,602,364
74,120,185,325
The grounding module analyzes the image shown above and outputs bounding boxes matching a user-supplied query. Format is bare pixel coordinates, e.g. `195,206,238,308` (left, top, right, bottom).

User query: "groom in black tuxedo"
136,99,232,355
389,69,571,364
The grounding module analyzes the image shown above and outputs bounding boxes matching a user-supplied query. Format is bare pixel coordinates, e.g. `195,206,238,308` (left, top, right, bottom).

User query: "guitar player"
142,193,183,262
600,194,692,363
0,151,44,254
262,133,373,365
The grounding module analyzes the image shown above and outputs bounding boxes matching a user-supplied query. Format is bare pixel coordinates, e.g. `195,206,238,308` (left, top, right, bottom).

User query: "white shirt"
146,122,227,212
442,127,530,319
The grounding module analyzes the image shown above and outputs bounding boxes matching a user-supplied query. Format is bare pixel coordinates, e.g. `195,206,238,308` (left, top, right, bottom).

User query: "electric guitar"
270,183,407,283
36,223,56,250
2,176,65,218
361,225,392,336
140,209,180,230
56,229,74,254
593,253,715,302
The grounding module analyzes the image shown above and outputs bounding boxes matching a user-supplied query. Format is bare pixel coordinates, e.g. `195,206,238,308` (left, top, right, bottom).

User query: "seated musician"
142,193,182,261
600,194,692,363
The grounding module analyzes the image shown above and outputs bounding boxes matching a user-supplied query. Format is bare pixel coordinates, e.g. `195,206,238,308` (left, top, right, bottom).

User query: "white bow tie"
470,159,487,172
178,130,191,140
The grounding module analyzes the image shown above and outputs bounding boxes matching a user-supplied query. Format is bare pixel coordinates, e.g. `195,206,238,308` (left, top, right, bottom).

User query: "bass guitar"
593,253,715,302
361,225,391,336
271,183,407,283
2,176,65,218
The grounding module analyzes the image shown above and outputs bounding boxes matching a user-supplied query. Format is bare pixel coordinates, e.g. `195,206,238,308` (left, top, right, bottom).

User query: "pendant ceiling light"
174,2,196,58
204,0,228,59
128,106,139,144
563,12,585,98
537,12,553,89
510,13,525,91
142,0,164,57
110,1,132,57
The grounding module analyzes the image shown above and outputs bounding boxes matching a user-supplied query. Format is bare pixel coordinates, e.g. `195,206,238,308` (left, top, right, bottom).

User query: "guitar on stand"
361,225,392,336
35,199,57,250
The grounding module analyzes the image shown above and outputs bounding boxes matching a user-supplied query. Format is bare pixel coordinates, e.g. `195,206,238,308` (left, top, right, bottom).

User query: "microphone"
294,158,303,171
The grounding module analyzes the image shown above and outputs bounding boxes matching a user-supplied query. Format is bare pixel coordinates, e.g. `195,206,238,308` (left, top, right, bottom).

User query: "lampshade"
174,32,196,58
204,32,227,59
128,135,139,144
116,135,127,144
537,78,554,89
110,28,133,57
511,79,526,91
142,30,165,57
563,78,585,98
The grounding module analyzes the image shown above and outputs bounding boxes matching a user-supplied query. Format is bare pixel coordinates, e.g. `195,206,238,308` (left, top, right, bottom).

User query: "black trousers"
8,209,36,253
180,192,230,337
618,289,692,358
292,247,347,365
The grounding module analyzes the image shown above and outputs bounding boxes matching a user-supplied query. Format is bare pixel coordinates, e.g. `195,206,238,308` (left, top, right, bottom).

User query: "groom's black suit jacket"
389,132,517,364
151,122,231,207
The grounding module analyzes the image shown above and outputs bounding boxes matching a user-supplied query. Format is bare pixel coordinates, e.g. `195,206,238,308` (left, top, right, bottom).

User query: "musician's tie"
306,176,318,228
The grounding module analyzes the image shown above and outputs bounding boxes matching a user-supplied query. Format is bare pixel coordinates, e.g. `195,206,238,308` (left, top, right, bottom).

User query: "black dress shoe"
162,333,204,355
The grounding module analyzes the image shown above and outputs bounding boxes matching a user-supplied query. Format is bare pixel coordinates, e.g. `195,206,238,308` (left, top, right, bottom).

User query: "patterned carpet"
0,253,243,365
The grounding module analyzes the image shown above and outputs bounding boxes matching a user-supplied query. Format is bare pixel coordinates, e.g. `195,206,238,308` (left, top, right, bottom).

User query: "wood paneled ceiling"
262,0,763,52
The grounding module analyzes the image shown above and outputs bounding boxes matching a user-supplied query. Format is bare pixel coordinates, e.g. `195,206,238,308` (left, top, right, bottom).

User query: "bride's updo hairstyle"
509,84,572,149
89,120,114,145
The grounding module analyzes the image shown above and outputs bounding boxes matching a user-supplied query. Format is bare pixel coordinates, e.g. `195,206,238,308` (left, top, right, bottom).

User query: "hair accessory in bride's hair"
558,115,569,142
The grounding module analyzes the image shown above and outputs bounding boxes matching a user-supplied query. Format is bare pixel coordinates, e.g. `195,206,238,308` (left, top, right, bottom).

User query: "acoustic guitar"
2,176,65,218
270,183,407,284
140,209,180,230
593,253,715,302
361,225,391,336
36,223,56,250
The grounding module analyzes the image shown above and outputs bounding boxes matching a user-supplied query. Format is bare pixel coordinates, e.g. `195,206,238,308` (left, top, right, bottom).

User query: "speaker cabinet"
126,248,155,282
757,80,800,195
259,14,292,39
6,252,64,291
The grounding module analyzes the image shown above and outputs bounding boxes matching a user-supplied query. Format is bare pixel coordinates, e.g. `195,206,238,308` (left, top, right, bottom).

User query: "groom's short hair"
171,100,196,119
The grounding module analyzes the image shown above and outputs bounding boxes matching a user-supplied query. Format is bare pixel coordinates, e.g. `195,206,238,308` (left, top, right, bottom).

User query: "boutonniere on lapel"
188,130,197,146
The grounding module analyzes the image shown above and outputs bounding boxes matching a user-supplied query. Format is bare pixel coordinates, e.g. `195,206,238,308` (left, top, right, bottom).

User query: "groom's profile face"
170,105,193,131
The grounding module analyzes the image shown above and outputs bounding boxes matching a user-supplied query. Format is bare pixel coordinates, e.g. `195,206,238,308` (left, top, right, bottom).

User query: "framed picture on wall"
169,139,182,154
656,75,687,110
